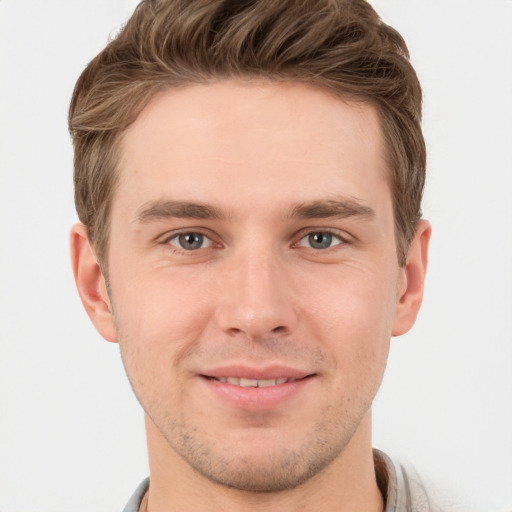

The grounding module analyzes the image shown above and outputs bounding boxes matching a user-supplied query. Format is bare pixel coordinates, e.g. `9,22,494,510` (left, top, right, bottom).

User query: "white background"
0,1,511,511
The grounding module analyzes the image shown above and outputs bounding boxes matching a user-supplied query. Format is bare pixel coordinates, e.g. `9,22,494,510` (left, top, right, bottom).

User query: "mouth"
199,366,317,409
204,376,311,387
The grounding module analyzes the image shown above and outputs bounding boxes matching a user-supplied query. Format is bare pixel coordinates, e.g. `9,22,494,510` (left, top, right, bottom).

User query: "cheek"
300,266,396,374
109,264,215,376
110,271,216,420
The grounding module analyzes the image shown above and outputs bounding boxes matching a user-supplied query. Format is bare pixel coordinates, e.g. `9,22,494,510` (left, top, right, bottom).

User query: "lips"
201,365,313,384
207,376,300,387
200,366,315,409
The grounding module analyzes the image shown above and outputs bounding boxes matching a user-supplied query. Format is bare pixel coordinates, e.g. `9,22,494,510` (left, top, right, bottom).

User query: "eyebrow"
134,197,375,224
289,199,375,220
135,200,226,223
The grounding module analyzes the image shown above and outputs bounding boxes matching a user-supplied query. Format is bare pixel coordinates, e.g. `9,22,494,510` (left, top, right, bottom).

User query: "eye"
298,231,344,250
167,232,213,251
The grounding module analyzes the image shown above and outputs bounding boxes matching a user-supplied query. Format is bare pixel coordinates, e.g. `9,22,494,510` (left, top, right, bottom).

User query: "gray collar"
123,451,441,512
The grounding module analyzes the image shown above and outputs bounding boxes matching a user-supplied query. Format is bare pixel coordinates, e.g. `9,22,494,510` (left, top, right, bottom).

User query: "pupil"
309,232,332,249
179,233,203,250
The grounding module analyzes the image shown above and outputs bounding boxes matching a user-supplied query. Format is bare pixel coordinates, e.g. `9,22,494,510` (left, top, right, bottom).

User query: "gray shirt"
122,450,442,512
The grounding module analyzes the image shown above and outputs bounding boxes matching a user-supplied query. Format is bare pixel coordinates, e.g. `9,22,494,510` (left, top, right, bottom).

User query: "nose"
215,244,299,341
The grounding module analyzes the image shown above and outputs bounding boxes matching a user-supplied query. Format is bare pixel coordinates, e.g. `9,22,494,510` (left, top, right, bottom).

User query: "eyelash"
294,229,347,250
162,230,217,253
160,228,349,254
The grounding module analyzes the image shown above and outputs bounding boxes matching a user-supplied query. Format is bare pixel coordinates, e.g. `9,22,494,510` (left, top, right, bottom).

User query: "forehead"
115,80,389,215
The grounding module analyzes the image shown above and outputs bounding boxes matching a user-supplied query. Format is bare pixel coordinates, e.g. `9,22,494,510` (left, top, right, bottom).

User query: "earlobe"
392,219,432,337
70,223,118,343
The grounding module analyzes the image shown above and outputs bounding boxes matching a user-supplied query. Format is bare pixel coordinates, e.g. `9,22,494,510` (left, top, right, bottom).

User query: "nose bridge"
216,237,297,339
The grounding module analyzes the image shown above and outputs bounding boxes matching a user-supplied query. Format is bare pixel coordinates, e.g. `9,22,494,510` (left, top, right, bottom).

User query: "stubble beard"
113,313,384,493
146,394,373,493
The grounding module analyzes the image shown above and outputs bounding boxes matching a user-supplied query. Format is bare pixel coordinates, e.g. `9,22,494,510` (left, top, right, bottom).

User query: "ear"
392,219,432,336
70,223,117,342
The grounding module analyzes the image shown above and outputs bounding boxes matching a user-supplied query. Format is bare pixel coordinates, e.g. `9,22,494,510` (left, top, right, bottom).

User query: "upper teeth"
214,377,296,387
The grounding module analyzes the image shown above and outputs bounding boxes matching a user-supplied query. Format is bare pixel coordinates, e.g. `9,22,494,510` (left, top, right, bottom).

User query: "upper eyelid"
160,231,219,255
159,228,217,243
295,232,346,249
168,232,213,251
293,227,351,243
156,226,351,247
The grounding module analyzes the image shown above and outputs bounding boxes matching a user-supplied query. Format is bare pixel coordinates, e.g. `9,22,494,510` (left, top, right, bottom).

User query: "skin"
71,80,430,512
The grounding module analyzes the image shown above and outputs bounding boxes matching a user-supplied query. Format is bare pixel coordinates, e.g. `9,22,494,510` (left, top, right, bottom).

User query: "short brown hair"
69,0,425,267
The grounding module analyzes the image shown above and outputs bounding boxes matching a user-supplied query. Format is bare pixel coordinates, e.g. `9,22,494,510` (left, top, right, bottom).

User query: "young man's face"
74,80,428,492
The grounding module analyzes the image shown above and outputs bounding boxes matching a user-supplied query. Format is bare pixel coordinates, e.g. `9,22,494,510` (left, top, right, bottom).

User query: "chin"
162,413,362,493
186,446,341,493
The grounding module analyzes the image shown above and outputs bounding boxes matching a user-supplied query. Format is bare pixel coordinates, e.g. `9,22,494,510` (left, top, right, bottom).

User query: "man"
69,0,435,510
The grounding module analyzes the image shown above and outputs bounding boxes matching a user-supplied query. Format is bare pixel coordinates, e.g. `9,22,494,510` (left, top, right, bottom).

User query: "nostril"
271,326,286,334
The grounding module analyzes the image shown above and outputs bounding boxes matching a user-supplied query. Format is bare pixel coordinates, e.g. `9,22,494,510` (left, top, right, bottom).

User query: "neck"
143,412,384,512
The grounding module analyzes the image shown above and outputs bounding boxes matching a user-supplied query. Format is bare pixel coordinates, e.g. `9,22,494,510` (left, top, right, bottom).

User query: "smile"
201,370,316,410
208,377,299,387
